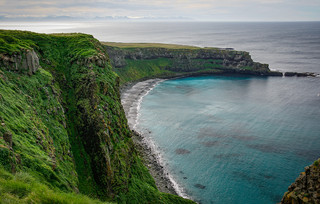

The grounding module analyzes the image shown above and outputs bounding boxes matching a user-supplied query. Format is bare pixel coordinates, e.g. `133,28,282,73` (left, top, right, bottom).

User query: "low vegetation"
102,42,200,49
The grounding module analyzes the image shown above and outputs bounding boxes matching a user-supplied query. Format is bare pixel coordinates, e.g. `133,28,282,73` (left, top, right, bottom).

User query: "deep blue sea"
2,21,320,203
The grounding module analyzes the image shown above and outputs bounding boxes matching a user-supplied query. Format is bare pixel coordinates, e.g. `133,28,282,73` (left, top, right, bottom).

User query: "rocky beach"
121,79,189,198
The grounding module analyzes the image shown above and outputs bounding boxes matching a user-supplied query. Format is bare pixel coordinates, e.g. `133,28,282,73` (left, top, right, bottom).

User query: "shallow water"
136,76,320,204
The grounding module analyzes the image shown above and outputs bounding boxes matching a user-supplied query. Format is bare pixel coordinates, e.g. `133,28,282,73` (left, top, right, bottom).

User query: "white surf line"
121,78,192,200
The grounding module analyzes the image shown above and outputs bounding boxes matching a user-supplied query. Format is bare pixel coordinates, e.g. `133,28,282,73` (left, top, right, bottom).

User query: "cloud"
1,0,320,21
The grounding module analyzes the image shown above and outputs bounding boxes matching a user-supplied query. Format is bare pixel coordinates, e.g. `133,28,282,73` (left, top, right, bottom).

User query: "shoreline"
121,79,189,197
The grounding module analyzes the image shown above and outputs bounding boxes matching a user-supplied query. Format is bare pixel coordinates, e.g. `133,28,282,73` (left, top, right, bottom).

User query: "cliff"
0,30,193,203
103,42,282,85
281,159,320,204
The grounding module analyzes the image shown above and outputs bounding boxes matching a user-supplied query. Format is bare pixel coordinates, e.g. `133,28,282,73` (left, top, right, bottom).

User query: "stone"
281,158,320,204
0,49,41,75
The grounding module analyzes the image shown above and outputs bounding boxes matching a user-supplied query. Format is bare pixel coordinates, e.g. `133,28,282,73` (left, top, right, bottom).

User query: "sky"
1,0,320,21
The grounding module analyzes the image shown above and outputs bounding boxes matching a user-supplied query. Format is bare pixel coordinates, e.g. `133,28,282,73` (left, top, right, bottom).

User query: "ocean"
136,76,320,203
2,21,320,203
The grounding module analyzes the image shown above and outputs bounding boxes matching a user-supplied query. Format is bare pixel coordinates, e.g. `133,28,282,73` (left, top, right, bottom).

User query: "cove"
135,75,320,204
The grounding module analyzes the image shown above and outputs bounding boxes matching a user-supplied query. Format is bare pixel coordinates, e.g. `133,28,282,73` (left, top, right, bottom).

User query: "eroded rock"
0,49,41,75
281,158,320,204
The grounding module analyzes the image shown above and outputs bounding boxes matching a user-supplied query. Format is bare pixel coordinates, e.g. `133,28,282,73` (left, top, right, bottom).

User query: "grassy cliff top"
102,42,203,49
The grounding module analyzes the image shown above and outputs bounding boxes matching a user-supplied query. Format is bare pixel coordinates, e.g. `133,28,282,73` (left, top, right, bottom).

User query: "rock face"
0,49,40,75
281,158,320,204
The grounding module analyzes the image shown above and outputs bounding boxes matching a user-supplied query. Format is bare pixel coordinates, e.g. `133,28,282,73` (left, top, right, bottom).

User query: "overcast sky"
1,0,320,21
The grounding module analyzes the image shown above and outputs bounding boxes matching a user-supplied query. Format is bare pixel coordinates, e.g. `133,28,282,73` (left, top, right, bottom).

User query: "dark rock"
267,71,283,76
297,72,309,77
284,72,297,77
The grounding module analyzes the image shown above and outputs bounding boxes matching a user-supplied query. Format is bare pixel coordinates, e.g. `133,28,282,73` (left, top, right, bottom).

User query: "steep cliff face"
281,159,320,204
0,30,193,203
104,43,281,84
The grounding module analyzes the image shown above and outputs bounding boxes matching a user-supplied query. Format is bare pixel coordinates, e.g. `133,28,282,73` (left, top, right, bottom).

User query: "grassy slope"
114,58,225,85
0,30,194,203
0,167,109,204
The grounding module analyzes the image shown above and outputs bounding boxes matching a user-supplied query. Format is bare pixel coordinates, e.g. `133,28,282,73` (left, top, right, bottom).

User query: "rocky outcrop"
284,72,318,77
75,53,108,68
0,49,40,75
281,159,320,204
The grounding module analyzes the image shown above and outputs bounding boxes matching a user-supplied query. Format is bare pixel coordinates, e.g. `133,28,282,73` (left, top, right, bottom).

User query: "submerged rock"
175,148,191,155
201,141,219,147
194,184,206,189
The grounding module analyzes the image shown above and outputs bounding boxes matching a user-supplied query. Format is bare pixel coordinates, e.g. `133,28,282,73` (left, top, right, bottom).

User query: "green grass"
0,31,36,54
114,58,175,84
0,68,77,191
102,42,201,49
113,57,228,85
0,167,112,204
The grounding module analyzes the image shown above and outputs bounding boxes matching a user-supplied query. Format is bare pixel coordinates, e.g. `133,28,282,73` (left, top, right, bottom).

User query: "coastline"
121,79,189,198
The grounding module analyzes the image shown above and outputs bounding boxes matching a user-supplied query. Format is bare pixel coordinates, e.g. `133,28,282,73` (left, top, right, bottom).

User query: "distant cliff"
103,42,282,85
281,159,320,204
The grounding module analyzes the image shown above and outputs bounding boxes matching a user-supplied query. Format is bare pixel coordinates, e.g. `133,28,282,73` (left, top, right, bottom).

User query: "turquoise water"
136,76,320,204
